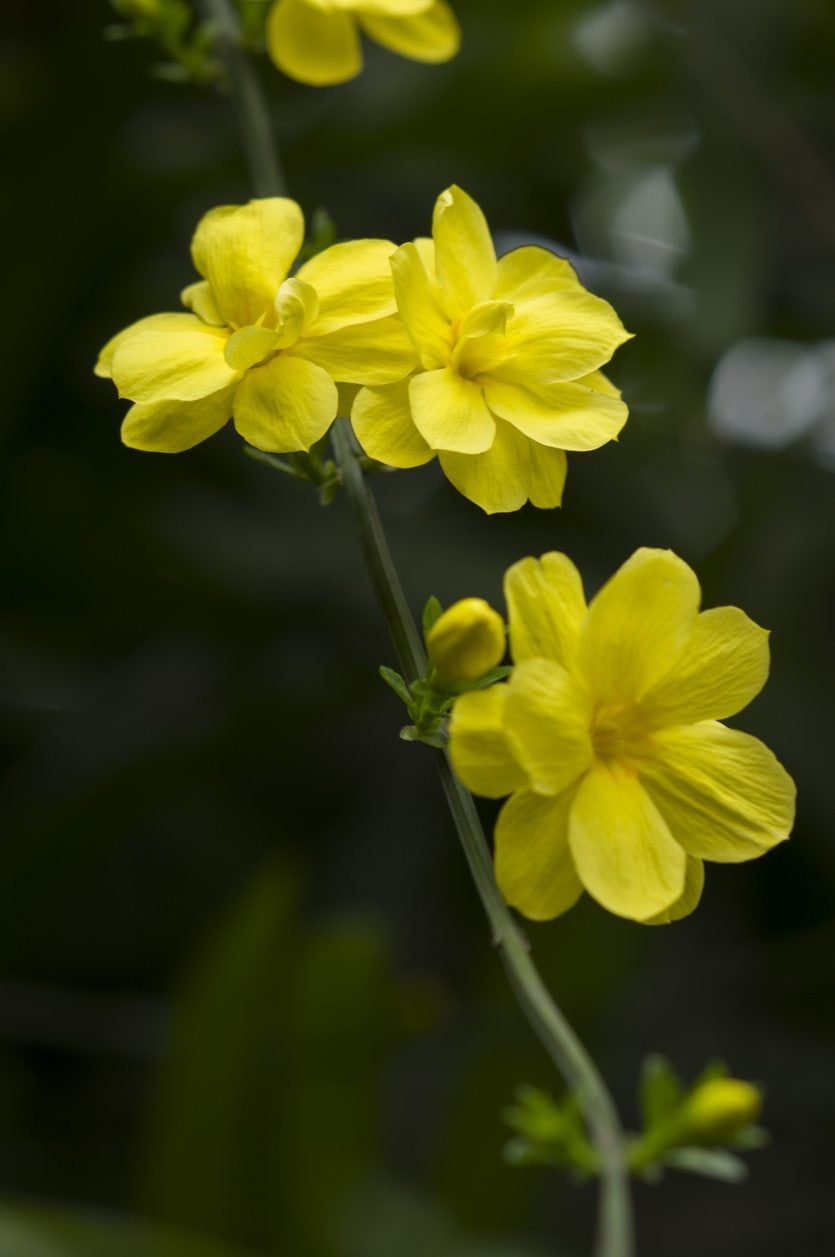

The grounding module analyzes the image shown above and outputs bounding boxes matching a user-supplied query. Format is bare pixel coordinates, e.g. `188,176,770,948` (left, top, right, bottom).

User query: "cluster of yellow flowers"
98,2,795,933
97,187,630,514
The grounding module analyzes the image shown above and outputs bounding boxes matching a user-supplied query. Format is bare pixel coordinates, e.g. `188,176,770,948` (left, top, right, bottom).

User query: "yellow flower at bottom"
449,548,795,924
351,186,632,514
266,0,460,87
95,198,416,455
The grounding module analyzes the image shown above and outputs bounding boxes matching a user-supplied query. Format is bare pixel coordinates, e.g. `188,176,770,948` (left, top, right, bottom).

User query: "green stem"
196,0,286,197
201,5,634,1253
332,420,634,1257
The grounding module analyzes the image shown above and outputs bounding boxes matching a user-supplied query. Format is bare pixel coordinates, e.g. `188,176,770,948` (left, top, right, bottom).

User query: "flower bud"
426,598,505,688
683,1078,762,1143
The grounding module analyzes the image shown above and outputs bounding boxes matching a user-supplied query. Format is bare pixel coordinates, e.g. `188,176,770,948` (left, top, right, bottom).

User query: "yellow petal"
642,607,770,728
641,722,795,862
274,277,320,347
452,300,514,377
224,325,279,371
494,245,631,383
348,0,432,14
390,241,451,368
290,315,417,385
297,240,399,336
232,354,337,452
504,552,587,668
439,418,567,514
495,245,582,303
409,369,495,453
495,789,583,921
483,376,628,450
180,281,225,326
190,198,304,329
110,320,238,403
577,548,701,703
644,857,704,925
351,380,434,468
121,387,236,453
267,0,362,84
95,312,198,380
449,685,528,799
360,1,461,63
503,659,594,795
432,185,497,320
569,762,686,921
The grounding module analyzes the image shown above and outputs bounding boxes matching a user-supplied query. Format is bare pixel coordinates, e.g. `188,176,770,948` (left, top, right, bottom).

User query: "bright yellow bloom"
351,185,632,514
426,597,505,688
450,548,795,923
96,198,416,455
266,0,460,86
684,1079,762,1143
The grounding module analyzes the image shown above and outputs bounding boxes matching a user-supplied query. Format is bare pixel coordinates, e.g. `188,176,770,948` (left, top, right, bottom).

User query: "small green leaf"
457,665,513,693
379,666,412,706
422,595,443,636
640,1055,684,1128
664,1146,748,1182
399,725,419,742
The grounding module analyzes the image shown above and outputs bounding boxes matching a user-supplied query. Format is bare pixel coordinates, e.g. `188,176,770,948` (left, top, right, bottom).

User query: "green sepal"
664,1146,748,1182
399,724,448,750
379,666,412,707
422,595,443,636
640,1054,684,1129
297,208,337,264
455,665,512,693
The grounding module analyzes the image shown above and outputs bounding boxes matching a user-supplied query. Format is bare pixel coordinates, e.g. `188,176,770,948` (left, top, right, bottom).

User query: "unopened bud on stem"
683,1078,762,1143
426,597,505,688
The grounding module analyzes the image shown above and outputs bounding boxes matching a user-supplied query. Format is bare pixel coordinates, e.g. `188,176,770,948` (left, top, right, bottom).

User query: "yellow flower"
266,0,460,86
95,198,416,454
449,548,795,923
426,597,505,688
683,1078,762,1143
351,185,632,514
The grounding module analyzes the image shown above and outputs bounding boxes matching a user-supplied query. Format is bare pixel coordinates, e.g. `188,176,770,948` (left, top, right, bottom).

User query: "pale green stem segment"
332,421,634,1257
199,4,635,1254
196,0,287,197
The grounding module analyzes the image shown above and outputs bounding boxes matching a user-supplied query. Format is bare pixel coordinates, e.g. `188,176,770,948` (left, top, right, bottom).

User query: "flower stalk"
197,2,635,1253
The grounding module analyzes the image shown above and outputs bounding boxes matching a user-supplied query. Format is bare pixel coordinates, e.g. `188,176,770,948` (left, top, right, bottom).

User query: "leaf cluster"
381,596,511,748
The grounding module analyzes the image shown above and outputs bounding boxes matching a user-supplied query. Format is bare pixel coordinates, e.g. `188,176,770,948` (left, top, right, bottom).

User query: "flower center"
590,701,650,764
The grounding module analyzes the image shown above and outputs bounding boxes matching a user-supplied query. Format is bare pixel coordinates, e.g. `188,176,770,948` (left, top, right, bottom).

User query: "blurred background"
1,0,834,1253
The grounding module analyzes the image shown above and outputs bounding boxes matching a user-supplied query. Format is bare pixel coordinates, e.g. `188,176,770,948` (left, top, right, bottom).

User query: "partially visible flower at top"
351,185,632,514
449,548,795,923
95,197,415,455
426,597,506,689
266,0,460,86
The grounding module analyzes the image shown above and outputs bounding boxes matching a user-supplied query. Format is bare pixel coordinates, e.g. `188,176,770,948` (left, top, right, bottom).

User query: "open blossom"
95,197,415,454
351,185,632,514
450,548,795,923
266,0,460,86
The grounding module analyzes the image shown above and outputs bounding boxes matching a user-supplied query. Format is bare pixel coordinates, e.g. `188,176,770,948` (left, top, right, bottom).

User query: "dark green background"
1,1,833,1253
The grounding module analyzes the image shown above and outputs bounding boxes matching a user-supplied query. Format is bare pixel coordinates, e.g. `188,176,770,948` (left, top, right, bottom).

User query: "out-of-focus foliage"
1,1,834,1254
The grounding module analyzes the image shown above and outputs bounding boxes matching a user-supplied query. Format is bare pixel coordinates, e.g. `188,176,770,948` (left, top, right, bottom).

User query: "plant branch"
196,0,286,197
331,420,634,1257
200,5,634,1253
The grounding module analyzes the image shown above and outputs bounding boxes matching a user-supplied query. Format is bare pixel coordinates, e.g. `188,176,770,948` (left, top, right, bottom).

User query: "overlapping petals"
350,185,632,513
96,198,414,455
450,548,795,924
266,0,460,86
